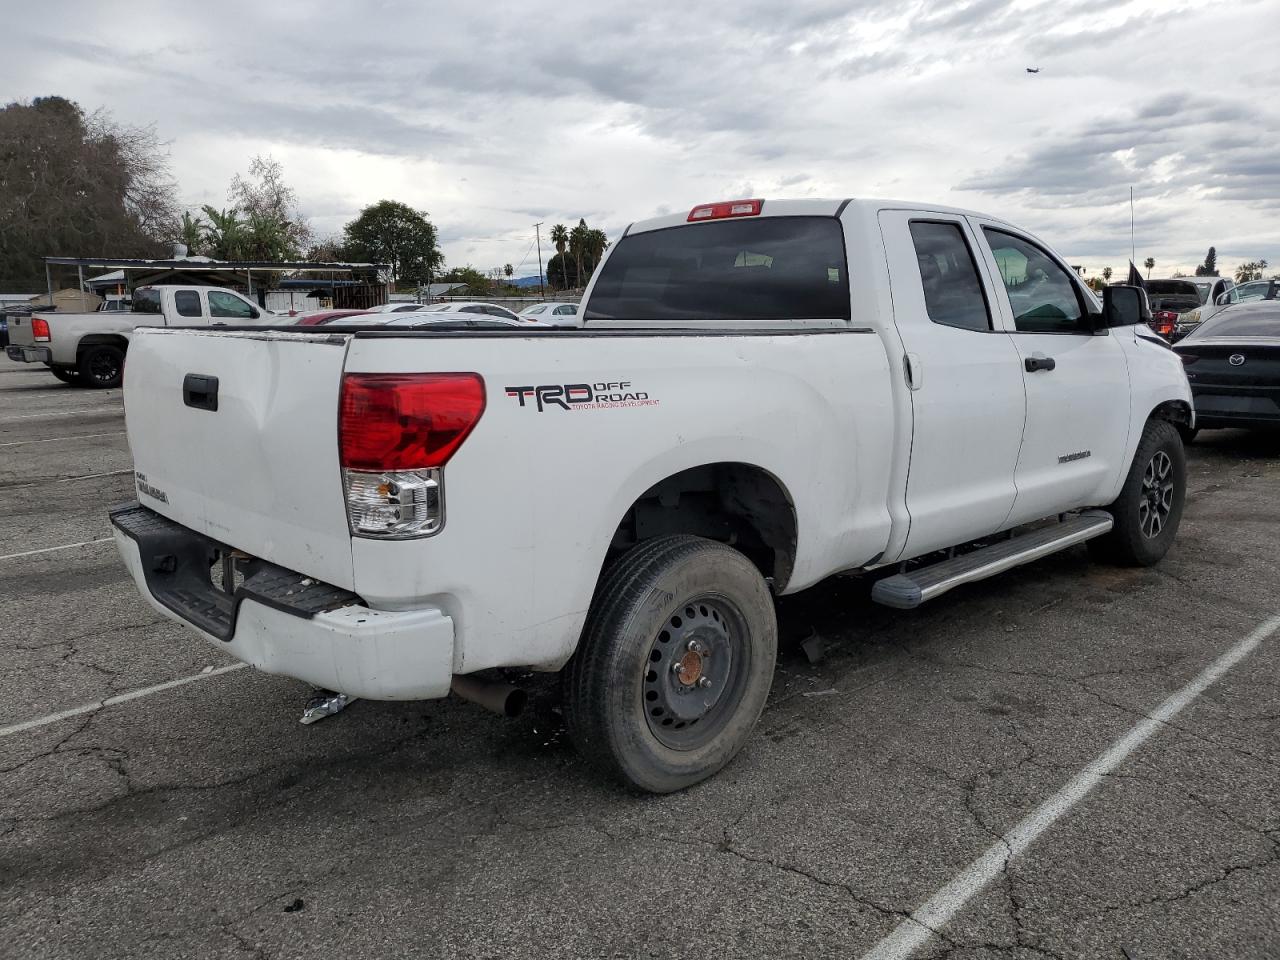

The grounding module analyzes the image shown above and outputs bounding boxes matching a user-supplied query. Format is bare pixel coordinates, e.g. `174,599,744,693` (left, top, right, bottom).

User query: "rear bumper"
6,345,51,363
1191,386,1280,428
110,503,455,700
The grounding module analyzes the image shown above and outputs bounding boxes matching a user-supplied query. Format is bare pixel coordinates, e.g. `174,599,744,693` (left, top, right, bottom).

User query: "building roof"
44,256,389,272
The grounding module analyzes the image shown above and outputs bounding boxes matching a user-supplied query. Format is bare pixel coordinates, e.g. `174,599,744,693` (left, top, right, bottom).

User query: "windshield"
584,216,850,322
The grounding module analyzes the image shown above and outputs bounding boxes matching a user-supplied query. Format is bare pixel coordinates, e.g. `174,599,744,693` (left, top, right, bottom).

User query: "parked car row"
4,290,583,387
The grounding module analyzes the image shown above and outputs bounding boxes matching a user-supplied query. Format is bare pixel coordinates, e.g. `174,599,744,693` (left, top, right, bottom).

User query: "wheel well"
77,335,129,356
605,463,798,590
1149,399,1192,427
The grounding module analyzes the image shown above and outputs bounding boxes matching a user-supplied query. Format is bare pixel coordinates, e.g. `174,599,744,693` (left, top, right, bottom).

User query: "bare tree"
0,96,178,290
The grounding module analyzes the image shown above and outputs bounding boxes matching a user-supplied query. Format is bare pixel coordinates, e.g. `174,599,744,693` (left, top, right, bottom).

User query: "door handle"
1025,356,1056,373
183,373,219,411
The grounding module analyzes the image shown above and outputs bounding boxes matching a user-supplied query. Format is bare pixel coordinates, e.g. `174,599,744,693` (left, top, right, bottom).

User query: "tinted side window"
908,221,991,331
174,290,202,318
555,305,576,315
460,305,483,314
208,291,253,319
983,229,1086,333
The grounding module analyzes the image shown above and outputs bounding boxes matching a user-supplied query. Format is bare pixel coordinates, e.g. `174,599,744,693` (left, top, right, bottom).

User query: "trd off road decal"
504,381,659,412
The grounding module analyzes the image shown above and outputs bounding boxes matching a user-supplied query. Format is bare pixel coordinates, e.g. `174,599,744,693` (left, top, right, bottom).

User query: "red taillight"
32,317,51,342
339,373,486,470
687,198,763,222
1149,311,1177,338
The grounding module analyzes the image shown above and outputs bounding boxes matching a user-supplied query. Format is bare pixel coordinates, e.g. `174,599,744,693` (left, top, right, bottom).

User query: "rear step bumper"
871,511,1114,610
110,503,455,700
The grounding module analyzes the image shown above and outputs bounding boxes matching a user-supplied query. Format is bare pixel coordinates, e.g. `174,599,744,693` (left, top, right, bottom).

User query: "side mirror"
1215,292,1230,306
1103,285,1147,328
249,307,261,320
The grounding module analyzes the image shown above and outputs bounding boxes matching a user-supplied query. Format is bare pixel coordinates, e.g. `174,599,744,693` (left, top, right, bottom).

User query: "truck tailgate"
123,328,357,591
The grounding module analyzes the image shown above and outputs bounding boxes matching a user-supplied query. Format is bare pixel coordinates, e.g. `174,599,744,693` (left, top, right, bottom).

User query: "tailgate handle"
183,373,219,411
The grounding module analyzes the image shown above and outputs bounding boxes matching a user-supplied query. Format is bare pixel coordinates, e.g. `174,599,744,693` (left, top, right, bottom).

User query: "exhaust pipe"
450,674,527,718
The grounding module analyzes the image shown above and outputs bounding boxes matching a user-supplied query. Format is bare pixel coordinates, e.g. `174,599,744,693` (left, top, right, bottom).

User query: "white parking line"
860,613,1280,960
0,537,113,562
0,408,124,422
0,663,249,739
0,431,126,447
7,468,133,489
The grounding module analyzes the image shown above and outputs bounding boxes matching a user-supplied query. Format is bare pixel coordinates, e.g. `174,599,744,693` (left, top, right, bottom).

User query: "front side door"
879,211,1027,559
970,222,1132,524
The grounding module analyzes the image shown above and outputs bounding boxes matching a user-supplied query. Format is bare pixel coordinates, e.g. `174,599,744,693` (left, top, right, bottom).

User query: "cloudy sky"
9,0,1280,279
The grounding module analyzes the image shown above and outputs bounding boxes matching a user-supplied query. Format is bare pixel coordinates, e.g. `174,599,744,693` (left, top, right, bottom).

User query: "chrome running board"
871,510,1114,610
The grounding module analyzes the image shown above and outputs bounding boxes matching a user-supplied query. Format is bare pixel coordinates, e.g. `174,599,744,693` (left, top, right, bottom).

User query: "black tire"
1088,419,1185,567
563,535,777,793
77,345,125,389
49,366,82,384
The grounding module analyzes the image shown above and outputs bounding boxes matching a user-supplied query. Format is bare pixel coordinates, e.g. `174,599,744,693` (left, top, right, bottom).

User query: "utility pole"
1130,186,1135,263
534,222,545,299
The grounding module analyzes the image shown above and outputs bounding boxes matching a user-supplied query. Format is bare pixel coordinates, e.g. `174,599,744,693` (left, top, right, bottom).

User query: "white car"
412,301,521,321
111,196,1191,793
1147,276,1235,340
518,301,580,326
366,302,432,313
1219,279,1277,305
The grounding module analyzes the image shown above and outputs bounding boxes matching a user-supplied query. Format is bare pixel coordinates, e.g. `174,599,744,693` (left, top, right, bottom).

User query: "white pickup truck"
110,198,1193,792
5,284,271,388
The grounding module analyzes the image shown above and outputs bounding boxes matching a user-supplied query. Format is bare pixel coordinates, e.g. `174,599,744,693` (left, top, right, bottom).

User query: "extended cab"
5,284,272,388
110,198,1193,792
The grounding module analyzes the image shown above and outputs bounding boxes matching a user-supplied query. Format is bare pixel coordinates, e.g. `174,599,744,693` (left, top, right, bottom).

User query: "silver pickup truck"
6,284,273,388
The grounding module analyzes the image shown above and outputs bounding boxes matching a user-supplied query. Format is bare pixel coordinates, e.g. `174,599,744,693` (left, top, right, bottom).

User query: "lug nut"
698,677,712,689
672,661,684,674
687,639,706,654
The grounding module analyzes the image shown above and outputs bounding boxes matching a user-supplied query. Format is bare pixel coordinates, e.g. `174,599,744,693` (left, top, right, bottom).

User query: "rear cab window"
583,216,850,322
132,288,162,314
908,221,991,331
174,290,203,318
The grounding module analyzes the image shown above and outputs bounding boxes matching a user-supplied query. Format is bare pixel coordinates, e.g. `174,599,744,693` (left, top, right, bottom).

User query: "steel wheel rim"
1139,449,1174,539
642,595,750,750
90,351,119,384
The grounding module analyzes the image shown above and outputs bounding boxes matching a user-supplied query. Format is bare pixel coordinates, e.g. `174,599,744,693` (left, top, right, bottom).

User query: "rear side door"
970,222,1132,524
169,289,207,325
878,211,1027,558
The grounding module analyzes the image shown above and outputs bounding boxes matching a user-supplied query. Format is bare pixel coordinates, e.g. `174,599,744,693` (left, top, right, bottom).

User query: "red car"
293,310,373,326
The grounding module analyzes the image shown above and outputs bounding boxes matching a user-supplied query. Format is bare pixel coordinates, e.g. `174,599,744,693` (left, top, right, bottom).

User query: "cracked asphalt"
1,354,1278,959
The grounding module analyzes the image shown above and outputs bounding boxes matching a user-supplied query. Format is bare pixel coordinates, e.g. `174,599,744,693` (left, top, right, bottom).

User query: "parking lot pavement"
2,357,1278,959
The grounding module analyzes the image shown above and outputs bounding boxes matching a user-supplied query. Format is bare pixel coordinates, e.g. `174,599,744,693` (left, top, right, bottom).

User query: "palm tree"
503,263,513,284
1143,257,1155,279
201,206,246,260
1101,266,1113,284
569,219,590,289
550,224,569,288
584,228,609,277
179,211,206,254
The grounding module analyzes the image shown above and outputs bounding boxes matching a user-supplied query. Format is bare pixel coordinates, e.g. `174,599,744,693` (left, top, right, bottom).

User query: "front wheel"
1088,419,1186,567
78,345,125,388
563,535,777,793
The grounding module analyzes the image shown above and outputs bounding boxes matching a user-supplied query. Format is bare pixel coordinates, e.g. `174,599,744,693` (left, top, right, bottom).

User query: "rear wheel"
1088,419,1185,566
563,535,777,793
78,345,125,388
49,366,82,385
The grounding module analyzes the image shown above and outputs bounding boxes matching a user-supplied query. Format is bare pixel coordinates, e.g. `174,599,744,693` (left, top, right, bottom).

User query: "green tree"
1143,256,1155,278
544,253,579,290
0,96,177,290
178,211,206,254
441,265,490,296
549,223,569,288
503,263,513,282
569,219,590,288
200,206,246,260
1101,266,1113,283
342,200,443,285
1195,246,1218,277
1235,259,1269,283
